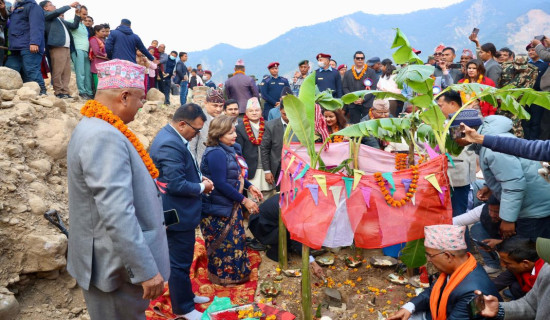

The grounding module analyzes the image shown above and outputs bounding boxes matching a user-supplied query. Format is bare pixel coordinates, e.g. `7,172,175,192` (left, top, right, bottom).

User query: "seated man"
478,237,550,320
248,194,324,278
360,99,391,149
492,237,545,300
389,225,501,320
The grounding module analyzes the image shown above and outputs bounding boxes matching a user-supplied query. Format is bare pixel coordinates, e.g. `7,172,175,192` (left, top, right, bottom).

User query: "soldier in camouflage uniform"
496,54,538,138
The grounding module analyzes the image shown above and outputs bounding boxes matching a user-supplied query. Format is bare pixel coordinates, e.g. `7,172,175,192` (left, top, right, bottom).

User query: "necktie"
185,142,202,179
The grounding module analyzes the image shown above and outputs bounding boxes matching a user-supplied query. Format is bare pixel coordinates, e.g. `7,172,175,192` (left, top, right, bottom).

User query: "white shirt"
58,18,70,48
169,124,205,193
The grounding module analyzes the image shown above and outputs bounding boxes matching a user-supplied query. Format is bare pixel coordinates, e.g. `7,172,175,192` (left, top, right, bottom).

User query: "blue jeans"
166,229,196,315
5,49,45,90
522,104,544,140
470,222,500,269
71,49,93,96
179,81,188,105
516,215,550,240
161,77,172,105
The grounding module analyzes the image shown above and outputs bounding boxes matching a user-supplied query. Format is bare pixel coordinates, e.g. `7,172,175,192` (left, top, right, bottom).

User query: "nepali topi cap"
96,59,145,90
461,49,474,58
246,97,261,110
235,59,245,67
449,109,483,128
434,44,446,53
206,88,225,104
316,53,331,60
424,225,467,251
268,62,280,69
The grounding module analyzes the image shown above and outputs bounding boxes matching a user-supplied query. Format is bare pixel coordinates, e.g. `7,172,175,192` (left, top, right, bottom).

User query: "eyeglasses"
183,120,201,134
355,57,365,60
434,53,443,56
425,251,447,259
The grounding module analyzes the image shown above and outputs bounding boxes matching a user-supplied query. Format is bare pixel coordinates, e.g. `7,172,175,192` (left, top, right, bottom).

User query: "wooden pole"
278,207,288,270
301,245,312,320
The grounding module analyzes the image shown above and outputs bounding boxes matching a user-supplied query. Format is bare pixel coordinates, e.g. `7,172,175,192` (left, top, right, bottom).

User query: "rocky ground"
0,68,438,320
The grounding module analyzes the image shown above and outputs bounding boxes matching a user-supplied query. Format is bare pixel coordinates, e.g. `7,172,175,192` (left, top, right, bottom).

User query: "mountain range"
190,0,550,84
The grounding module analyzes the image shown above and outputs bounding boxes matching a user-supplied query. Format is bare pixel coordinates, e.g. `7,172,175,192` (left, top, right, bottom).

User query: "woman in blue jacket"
200,115,262,285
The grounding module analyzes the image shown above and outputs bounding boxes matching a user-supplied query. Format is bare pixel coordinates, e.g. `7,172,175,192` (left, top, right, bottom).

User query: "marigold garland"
233,70,245,76
80,100,159,179
460,75,483,104
328,125,345,143
395,154,426,170
374,165,420,207
243,115,265,145
352,65,368,80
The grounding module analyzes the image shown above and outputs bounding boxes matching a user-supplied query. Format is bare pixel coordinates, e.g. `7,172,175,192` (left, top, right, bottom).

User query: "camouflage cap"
513,55,529,70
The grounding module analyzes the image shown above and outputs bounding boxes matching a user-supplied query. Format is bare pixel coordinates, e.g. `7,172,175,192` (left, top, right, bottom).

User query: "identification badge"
318,78,324,80
363,78,373,87
433,86,442,95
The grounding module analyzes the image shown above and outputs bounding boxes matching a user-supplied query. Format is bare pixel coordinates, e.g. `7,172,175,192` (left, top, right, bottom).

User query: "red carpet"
146,238,261,319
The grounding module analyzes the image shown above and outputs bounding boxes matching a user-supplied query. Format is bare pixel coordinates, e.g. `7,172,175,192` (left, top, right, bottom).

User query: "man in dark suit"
174,52,189,105
40,1,80,98
150,103,214,320
261,101,289,186
224,59,260,114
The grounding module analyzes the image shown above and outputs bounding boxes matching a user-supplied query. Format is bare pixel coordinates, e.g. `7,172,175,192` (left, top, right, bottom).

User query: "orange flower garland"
352,65,368,80
374,165,420,207
233,70,245,76
80,100,159,179
243,115,265,145
460,75,483,104
395,153,408,171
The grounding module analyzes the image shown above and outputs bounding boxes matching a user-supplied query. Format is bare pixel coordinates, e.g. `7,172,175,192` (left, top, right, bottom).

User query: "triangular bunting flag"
313,175,328,196
306,184,319,206
293,187,298,200
424,142,439,159
292,161,304,179
294,164,310,181
279,192,284,207
285,155,296,172
330,186,343,205
411,194,416,206
445,153,455,168
401,178,412,192
360,187,372,208
342,177,354,198
300,177,305,190
276,170,284,186
425,173,443,193
382,172,396,194
353,170,365,190
438,186,447,206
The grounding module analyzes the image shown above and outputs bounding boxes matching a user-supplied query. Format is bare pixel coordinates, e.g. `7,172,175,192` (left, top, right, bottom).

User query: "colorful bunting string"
425,173,443,193
294,164,310,181
342,177,354,198
306,184,319,206
353,170,365,190
313,175,328,196
381,172,396,195
360,187,372,208
330,186,343,205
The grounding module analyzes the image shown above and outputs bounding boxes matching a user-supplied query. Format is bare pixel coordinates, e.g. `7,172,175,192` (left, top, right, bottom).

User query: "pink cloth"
96,59,146,90
424,225,467,250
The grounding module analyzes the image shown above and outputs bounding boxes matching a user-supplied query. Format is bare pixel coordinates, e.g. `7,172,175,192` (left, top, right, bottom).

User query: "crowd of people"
3,1,550,320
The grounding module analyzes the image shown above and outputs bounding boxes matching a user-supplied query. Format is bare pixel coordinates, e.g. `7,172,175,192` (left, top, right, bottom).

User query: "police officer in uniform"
259,62,290,119
315,53,343,98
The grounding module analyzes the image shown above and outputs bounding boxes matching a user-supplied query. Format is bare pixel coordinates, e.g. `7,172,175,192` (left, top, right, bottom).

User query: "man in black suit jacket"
40,1,80,98
150,104,213,320
261,102,289,186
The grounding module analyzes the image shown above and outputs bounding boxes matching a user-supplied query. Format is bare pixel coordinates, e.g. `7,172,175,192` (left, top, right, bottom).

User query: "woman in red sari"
458,59,496,116
88,25,109,96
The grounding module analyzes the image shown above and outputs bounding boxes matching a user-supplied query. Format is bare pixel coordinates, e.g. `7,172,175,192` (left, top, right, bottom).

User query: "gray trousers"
82,282,149,320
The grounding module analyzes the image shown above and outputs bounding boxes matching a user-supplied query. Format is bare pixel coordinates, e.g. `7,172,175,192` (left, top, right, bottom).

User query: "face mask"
318,61,326,68
169,56,176,61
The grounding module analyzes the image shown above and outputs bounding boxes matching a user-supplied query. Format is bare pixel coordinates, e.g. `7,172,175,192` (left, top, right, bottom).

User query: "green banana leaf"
400,239,427,269
341,90,407,104
315,90,344,110
391,28,424,65
283,95,316,160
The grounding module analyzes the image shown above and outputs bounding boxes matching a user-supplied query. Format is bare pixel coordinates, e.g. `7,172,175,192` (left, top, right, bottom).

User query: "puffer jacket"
8,0,45,52
105,24,153,63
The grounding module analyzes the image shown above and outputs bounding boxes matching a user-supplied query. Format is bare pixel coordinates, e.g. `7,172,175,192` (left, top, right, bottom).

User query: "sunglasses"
183,120,201,134
355,57,365,60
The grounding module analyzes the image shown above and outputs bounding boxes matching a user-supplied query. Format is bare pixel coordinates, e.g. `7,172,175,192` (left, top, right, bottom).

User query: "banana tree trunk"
302,245,312,320
278,208,288,270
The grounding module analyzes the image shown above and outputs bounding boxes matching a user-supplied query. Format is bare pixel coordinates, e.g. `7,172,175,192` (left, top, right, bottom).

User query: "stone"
30,98,54,108
65,277,77,289
0,89,16,101
146,88,164,102
16,87,39,101
0,291,19,320
324,288,343,307
22,82,41,94
29,181,49,196
36,270,60,280
21,234,67,273
29,159,52,174
0,67,23,90
53,98,68,112
28,194,47,215
0,101,14,109
35,116,78,160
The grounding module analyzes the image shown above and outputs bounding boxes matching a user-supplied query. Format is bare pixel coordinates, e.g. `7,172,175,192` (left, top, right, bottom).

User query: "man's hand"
354,98,364,105
275,102,280,107
483,239,502,249
310,261,325,279
202,179,214,194
388,308,412,320
29,45,39,53
141,273,164,300
477,186,491,201
70,2,79,8
460,123,484,144
531,39,542,47
265,172,274,185
152,59,160,65
474,290,500,318
500,221,516,239
248,185,264,201
438,60,447,71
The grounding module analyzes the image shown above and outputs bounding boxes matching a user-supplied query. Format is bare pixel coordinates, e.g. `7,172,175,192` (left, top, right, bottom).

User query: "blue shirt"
315,68,343,97
259,76,290,107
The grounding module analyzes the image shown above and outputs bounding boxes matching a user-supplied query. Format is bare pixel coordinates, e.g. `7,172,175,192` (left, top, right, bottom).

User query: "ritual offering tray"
315,253,335,266
282,269,302,277
369,256,398,267
409,275,430,288
209,304,266,320
387,273,408,285
344,255,363,268
260,281,281,297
